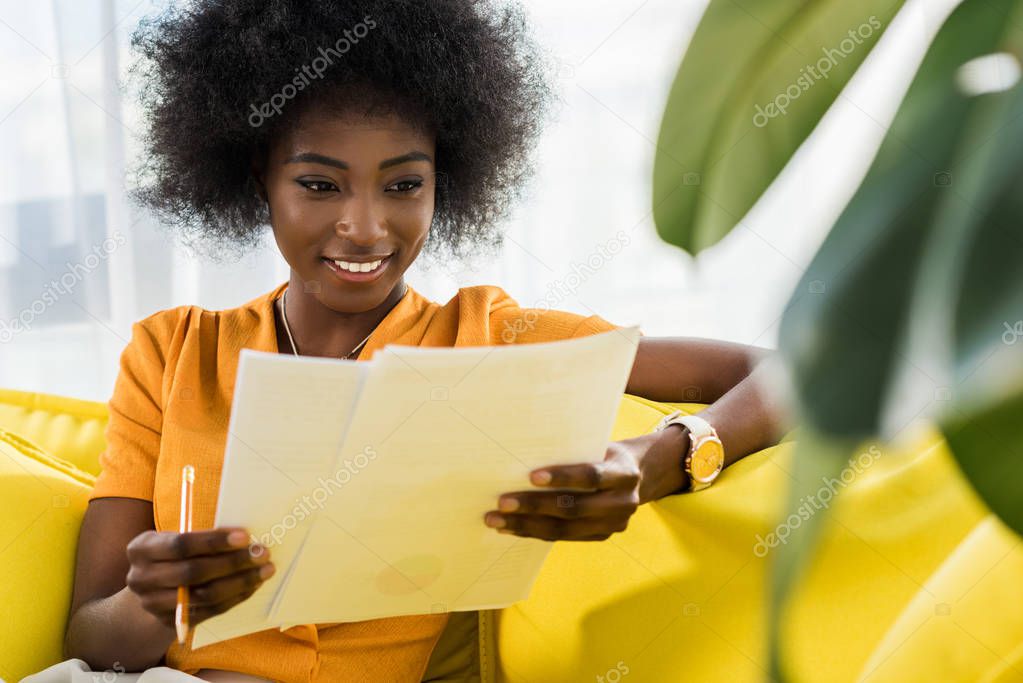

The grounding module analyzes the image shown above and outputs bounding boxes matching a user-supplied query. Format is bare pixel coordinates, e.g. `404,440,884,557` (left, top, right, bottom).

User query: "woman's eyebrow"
284,151,433,171
285,152,348,170
379,151,433,169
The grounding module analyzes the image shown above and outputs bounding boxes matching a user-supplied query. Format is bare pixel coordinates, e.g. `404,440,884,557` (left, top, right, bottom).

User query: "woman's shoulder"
129,302,213,347
443,282,616,322
445,284,520,311
442,284,624,344
127,285,277,359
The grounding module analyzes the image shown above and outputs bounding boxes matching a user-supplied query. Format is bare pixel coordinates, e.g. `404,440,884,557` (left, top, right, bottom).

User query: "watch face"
690,437,725,483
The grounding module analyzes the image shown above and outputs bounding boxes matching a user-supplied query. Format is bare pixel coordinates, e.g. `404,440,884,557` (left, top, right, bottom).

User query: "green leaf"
936,77,1023,533
772,0,1023,676
945,97,1023,409
652,0,904,254
778,0,1021,438
766,431,862,680
943,390,1023,531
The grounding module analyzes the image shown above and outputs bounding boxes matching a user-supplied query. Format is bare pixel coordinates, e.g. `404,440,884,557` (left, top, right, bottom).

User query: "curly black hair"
129,0,553,264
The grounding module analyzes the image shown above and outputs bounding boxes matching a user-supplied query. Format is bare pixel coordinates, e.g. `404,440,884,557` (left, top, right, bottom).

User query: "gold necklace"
279,288,375,360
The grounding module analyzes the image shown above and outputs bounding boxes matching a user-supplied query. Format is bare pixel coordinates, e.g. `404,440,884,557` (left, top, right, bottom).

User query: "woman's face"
259,108,436,313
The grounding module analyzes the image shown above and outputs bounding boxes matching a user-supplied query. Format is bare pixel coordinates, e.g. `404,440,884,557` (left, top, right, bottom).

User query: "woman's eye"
387,180,423,194
298,180,337,193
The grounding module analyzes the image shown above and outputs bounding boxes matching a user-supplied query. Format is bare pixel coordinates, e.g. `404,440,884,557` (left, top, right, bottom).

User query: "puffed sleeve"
88,317,169,502
490,305,642,345
570,313,635,339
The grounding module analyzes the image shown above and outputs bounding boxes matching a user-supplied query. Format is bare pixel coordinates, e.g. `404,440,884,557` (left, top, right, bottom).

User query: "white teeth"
334,259,383,273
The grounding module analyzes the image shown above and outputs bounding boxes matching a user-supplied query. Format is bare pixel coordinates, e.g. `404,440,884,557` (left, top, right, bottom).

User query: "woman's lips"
322,255,392,283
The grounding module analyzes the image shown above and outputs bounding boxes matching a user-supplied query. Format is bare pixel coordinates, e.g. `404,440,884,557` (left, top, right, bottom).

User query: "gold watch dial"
690,438,725,483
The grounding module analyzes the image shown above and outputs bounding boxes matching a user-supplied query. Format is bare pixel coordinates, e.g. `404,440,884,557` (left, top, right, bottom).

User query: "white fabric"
20,660,274,683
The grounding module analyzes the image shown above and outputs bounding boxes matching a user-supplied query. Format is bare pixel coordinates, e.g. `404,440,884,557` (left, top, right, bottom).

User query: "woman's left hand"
483,430,688,541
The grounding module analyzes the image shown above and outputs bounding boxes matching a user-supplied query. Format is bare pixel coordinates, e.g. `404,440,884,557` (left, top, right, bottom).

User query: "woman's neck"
274,277,408,358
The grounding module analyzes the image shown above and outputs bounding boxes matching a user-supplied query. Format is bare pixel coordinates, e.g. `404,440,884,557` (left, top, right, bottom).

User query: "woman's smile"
321,253,394,283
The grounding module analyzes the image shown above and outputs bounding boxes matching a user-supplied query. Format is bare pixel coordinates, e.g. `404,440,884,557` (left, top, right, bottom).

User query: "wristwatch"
653,410,725,492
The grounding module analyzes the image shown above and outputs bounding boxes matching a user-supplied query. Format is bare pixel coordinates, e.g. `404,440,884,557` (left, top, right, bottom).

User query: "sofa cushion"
0,389,109,477
855,514,1023,680
0,427,96,682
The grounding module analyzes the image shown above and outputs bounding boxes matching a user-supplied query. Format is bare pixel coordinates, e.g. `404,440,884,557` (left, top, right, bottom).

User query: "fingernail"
259,564,275,579
250,545,268,560
227,530,249,547
532,470,552,485
485,513,506,528
498,497,519,512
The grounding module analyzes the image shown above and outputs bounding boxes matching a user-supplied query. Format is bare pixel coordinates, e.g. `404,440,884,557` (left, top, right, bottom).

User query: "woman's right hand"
125,527,274,628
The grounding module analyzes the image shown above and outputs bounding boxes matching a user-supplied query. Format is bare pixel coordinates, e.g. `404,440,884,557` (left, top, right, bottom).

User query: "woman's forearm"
626,337,769,404
64,585,176,671
698,360,791,466
627,336,790,457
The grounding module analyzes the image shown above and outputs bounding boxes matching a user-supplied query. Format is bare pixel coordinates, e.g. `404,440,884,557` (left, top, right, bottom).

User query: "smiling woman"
258,109,440,357
48,0,790,681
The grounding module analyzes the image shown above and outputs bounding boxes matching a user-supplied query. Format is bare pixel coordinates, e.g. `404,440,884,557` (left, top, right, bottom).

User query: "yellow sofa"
1,388,1021,682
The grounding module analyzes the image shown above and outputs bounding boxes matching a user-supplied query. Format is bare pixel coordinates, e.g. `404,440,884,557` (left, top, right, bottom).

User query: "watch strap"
653,410,721,492
674,414,715,439
653,410,715,437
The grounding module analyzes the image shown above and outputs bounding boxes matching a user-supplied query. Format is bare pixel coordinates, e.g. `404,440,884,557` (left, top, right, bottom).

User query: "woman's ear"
251,153,269,203
252,167,268,203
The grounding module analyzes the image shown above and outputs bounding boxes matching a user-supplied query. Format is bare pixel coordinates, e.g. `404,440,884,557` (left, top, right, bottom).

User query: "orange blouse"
88,280,624,682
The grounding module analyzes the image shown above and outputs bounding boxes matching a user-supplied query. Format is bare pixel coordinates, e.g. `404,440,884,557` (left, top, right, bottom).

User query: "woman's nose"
334,199,387,246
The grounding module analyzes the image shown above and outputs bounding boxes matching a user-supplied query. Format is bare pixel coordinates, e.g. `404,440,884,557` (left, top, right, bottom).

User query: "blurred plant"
653,0,906,251
654,0,1023,678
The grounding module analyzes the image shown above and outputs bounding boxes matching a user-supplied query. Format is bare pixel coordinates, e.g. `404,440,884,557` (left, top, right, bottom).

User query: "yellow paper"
195,327,640,647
